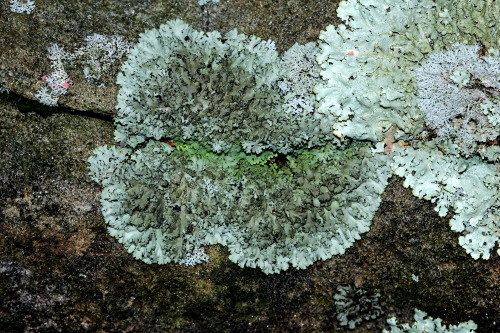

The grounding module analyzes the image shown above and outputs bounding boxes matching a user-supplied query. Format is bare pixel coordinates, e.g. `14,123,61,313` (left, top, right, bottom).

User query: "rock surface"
0,1,498,332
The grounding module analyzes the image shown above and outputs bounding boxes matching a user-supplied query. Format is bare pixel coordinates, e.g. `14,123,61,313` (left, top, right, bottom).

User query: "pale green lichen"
416,43,499,157
90,141,391,274
198,0,219,5
315,0,499,142
9,0,35,14
334,284,384,329
316,0,499,260
89,2,499,273
89,19,393,274
115,20,334,154
383,308,477,333
391,139,499,259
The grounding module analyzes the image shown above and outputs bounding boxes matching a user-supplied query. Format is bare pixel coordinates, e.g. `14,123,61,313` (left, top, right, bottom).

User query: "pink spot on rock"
346,50,357,56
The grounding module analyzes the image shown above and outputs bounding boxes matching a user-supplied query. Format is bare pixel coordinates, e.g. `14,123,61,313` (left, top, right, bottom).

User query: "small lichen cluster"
9,0,35,14
73,34,132,83
36,34,131,106
178,246,209,266
0,86,11,94
198,0,219,5
383,308,477,333
333,285,384,329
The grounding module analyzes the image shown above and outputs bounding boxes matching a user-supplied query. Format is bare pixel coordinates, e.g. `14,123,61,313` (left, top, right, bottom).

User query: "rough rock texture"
0,0,498,332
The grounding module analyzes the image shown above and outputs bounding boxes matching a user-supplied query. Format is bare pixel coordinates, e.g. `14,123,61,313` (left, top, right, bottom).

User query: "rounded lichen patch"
89,140,391,274
88,19,395,274
114,19,332,154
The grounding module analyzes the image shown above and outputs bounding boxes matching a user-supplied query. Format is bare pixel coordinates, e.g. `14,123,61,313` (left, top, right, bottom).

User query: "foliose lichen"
198,0,219,5
9,0,35,14
89,140,391,274
73,34,132,83
114,19,334,154
316,0,499,259
36,35,131,106
89,19,393,274
416,43,499,157
178,246,209,266
391,140,499,260
89,1,499,273
315,0,499,142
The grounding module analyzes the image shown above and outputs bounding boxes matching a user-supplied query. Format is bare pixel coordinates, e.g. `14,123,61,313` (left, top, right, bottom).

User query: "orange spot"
160,138,176,146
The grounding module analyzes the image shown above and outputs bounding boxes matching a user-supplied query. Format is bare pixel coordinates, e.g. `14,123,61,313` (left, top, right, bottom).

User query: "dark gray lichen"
333,284,384,329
